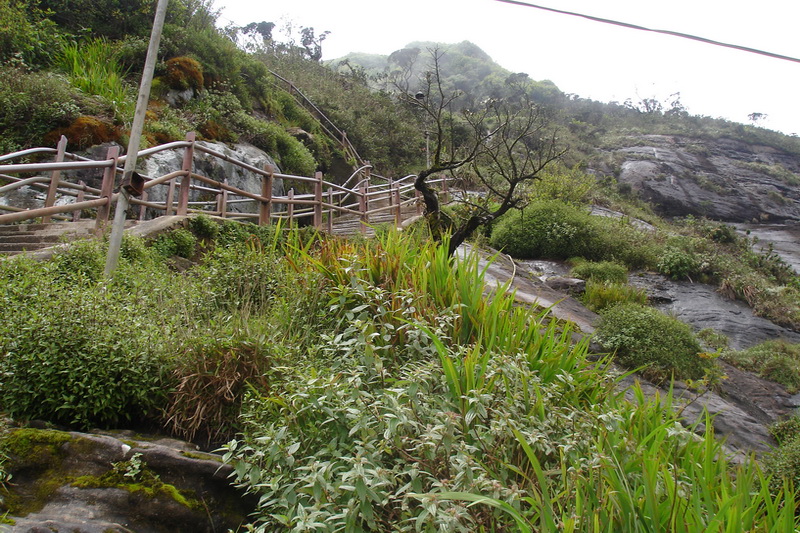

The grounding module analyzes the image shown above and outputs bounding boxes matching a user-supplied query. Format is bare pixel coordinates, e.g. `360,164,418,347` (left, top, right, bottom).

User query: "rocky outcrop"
0,428,253,532
593,135,800,222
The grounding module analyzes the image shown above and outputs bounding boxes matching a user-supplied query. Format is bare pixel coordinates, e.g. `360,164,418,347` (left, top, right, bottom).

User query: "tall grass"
58,38,134,123
222,227,797,531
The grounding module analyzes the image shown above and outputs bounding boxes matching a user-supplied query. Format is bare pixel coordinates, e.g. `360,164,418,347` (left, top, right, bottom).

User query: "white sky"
215,0,800,135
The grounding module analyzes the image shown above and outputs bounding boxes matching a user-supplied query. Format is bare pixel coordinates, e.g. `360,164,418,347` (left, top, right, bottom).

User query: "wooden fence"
0,132,452,235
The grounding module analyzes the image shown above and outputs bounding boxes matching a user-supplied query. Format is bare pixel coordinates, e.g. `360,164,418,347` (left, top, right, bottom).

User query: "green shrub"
571,260,627,283
763,436,800,494
0,0,65,67
770,416,800,446
188,214,220,241
527,163,596,204
57,38,135,122
0,282,170,429
191,244,284,315
0,66,84,151
50,238,105,283
596,303,711,381
164,321,274,445
582,280,647,312
151,228,197,258
696,328,729,351
723,340,800,393
657,247,701,280
490,200,603,259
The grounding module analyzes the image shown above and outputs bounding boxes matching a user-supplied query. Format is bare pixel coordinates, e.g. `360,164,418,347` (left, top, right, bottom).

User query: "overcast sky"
216,0,800,135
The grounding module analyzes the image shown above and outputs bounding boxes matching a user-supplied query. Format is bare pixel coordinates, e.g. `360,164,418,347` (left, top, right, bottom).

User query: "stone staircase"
0,221,100,256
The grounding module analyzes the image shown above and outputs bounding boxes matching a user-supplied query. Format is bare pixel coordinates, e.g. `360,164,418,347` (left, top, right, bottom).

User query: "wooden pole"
359,183,367,235
72,180,86,222
176,131,196,216
104,0,169,276
138,189,148,220
313,171,323,228
287,188,295,222
218,178,229,218
327,186,333,233
95,145,120,235
42,135,67,224
260,164,273,225
165,178,176,215
394,187,401,226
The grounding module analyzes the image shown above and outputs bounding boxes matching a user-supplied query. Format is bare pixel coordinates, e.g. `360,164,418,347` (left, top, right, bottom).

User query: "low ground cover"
0,220,796,530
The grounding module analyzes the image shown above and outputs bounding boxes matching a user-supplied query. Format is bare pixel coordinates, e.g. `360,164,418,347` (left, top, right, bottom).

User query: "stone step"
0,242,52,254
0,233,64,244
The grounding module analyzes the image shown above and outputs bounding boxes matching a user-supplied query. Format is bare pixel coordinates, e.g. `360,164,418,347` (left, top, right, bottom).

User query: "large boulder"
594,135,800,222
0,427,253,532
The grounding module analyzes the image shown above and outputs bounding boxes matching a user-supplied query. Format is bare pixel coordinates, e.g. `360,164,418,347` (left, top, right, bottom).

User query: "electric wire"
493,0,800,64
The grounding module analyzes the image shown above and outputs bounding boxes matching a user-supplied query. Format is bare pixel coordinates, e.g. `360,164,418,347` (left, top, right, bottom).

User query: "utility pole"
104,0,169,276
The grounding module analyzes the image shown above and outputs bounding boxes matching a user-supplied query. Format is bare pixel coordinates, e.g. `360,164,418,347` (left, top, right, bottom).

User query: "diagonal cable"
493,0,800,64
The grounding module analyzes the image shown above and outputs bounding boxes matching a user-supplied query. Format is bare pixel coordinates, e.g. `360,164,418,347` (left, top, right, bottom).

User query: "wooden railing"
0,133,453,235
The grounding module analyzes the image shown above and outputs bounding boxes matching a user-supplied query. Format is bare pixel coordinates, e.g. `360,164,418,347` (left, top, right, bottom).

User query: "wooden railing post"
287,188,295,223
95,145,120,235
165,178,176,216
394,187,402,227
313,171,323,228
177,131,195,216
138,189,148,220
327,187,333,233
362,162,371,224
415,189,422,215
72,180,86,222
259,165,273,225
388,178,394,207
218,178,229,218
359,182,368,234
42,135,67,224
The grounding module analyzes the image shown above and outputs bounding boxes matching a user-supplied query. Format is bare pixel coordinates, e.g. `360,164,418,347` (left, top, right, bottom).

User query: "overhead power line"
493,0,800,64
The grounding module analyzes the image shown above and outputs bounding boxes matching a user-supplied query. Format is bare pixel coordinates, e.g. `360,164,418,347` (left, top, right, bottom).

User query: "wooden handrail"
0,134,454,233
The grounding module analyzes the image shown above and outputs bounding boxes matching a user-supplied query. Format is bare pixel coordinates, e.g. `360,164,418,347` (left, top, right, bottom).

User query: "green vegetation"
570,260,628,284
595,303,712,382
581,280,648,312
0,223,794,529
723,340,800,393
3,2,800,529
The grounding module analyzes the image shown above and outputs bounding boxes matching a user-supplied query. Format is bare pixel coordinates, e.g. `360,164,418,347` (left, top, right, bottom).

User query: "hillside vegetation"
0,220,796,530
3,0,800,530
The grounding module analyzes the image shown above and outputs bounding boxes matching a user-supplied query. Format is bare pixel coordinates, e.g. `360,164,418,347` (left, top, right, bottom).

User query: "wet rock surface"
629,272,800,351
471,246,799,457
594,135,800,222
1,428,252,533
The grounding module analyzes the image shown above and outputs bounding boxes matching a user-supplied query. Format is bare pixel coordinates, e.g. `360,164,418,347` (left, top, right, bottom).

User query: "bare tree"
405,51,566,256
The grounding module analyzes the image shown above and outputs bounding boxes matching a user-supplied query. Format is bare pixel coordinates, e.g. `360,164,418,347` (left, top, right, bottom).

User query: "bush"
723,340,800,393
164,322,273,446
527,163,596,204
596,303,711,381
0,0,65,67
657,247,701,280
763,436,800,494
582,280,647,312
151,228,197,258
0,278,171,428
0,66,84,151
571,260,628,283
162,56,204,91
490,200,603,260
